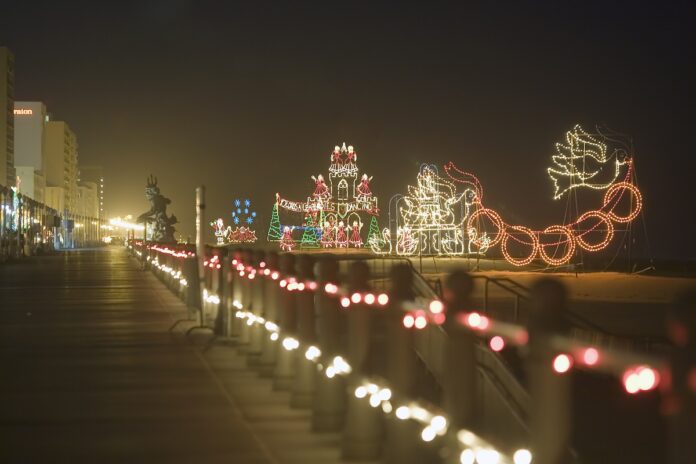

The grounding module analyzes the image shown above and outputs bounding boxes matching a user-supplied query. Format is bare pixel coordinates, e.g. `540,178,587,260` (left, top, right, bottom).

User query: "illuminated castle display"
268,143,380,249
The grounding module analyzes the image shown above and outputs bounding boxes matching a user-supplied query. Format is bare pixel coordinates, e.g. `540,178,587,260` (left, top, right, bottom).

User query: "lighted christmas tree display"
229,199,258,243
271,143,379,249
366,216,380,247
300,214,320,249
317,209,325,241
267,200,282,241
368,227,391,254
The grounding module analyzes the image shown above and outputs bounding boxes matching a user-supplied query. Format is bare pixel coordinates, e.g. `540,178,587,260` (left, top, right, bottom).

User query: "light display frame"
370,125,643,266
456,125,643,266
371,165,480,257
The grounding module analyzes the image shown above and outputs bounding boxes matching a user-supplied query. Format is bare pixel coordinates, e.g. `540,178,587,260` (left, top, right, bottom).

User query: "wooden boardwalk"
0,247,350,464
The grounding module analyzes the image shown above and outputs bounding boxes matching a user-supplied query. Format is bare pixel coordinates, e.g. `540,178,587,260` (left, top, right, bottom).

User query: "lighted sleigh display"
371,125,643,266
368,165,479,256
268,143,380,250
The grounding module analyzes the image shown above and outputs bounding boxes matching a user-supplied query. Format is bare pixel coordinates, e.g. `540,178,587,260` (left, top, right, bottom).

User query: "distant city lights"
108,216,144,231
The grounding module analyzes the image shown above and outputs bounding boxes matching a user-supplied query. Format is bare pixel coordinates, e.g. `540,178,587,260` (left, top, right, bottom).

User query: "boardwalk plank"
0,248,274,464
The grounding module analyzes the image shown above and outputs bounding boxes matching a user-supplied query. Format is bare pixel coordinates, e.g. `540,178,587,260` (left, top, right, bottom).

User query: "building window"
337,179,348,200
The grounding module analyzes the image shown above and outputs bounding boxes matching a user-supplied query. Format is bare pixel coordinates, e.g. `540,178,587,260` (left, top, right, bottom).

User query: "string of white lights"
134,246,666,464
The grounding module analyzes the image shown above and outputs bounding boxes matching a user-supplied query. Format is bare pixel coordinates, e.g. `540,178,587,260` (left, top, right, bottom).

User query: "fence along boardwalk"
3,245,691,463
0,247,330,463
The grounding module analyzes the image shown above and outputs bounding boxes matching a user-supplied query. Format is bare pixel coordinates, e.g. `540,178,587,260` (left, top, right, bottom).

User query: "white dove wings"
547,125,627,200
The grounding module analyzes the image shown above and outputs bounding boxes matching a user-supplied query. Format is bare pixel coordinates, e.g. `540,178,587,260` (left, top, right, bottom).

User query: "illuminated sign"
13,109,33,115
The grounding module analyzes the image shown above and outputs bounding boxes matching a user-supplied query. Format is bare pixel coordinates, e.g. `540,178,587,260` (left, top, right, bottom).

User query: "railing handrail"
469,274,669,352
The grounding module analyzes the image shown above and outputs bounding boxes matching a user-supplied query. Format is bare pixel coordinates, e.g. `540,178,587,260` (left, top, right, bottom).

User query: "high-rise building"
76,181,99,219
14,166,45,203
79,165,104,218
45,121,78,214
44,185,65,213
0,46,16,186
14,101,48,202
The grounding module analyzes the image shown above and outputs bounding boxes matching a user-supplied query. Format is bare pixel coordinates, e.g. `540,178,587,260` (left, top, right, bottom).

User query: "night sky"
1,1,692,258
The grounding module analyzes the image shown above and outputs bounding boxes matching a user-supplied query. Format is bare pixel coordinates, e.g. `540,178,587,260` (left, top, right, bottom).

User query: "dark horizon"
2,1,692,258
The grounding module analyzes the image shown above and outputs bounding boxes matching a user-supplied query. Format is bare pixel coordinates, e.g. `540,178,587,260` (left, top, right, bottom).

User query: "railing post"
273,253,297,391
176,247,188,300
484,279,489,313
161,252,171,288
195,186,206,326
291,254,317,408
172,252,186,300
246,250,266,363
200,248,213,328
514,294,520,323
237,249,254,346
383,264,420,464
219,249,234,337
342,261,383,460
143,245,151,270
312,255,345,431
528,278,572,464
242,249,254,313
442,270,477,431
135,242,144,269
258,251,280,376
228,249,243,337
183,251,201,312
212,248,225,334
168,252,178,291
665,293,696,464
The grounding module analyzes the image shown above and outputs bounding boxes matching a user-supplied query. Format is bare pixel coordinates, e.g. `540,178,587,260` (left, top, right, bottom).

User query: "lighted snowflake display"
231,199,257,225
269,143,380,250
229,199,258,243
